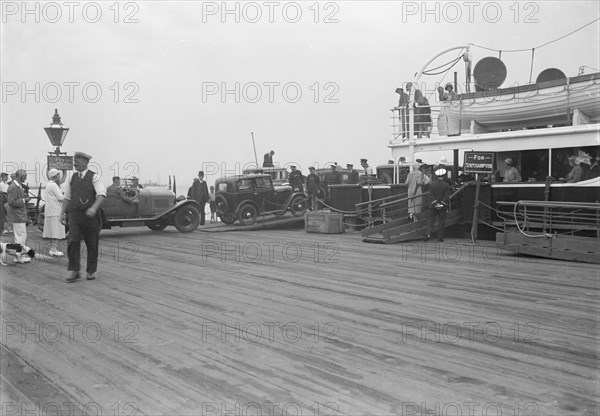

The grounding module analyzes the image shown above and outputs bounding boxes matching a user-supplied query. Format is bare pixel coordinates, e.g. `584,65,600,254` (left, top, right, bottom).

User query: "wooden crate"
305,212,345,234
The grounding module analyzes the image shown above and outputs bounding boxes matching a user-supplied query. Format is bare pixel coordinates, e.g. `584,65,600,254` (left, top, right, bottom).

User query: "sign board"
463,151,495,174
47,155,73,171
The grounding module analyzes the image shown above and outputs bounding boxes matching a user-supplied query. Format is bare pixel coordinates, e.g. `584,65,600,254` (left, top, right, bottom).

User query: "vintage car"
100,185,201,232
37,183,201,233
215,173,307,225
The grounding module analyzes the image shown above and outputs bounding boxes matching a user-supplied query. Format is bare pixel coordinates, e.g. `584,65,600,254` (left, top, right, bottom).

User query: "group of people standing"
394,83,433,139
404,160,453,242
289,159,374,211
1,152,106,282
0,168,65,262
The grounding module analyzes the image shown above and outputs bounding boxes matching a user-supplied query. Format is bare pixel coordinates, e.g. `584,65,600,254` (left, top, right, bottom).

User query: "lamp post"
44,108,69,155
45,109,73,171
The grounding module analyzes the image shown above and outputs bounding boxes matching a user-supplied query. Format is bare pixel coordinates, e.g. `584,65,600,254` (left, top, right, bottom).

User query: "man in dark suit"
61,152,106,282
395,87,409,138
306,167,320,211
288,165,304,192
324,164,342,200
425,167,451,242
263,150,275,167
189,171,209,225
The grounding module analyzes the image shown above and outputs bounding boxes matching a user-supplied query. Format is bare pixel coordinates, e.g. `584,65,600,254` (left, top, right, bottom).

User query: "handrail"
355,190,408,208
497,199,600,239
356,183,464,212
497,200,600,210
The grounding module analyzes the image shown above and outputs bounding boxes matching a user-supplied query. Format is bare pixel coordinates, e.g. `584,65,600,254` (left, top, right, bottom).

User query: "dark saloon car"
215,174,306,225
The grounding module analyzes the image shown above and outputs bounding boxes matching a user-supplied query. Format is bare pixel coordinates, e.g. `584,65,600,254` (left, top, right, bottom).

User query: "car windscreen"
237,179,253,191
254,177,272,190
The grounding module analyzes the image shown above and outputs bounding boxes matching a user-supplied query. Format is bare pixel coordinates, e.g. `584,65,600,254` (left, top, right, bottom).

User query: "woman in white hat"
43,169,66,256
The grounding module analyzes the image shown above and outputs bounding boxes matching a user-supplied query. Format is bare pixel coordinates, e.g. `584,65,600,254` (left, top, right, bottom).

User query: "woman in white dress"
43,169,65,256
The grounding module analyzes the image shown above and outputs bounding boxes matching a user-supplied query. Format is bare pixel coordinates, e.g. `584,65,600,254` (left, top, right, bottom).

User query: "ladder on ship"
361,186,465,244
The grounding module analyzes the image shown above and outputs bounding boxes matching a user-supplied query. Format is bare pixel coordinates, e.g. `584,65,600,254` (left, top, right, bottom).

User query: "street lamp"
44,108,69,155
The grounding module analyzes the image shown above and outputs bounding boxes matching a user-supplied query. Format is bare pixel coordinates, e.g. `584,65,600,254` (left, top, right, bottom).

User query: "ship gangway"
360,186,465,244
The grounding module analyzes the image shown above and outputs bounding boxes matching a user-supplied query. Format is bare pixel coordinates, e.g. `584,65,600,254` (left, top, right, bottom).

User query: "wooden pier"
1,227,598,415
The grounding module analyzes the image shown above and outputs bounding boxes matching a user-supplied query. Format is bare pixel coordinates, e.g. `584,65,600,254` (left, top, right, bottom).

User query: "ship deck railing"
390,104,442,141
495,200,600,238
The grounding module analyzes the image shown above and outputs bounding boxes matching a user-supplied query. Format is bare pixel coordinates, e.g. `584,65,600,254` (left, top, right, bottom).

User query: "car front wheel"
174,205,200,232
290,195,307,217
238,203,258,226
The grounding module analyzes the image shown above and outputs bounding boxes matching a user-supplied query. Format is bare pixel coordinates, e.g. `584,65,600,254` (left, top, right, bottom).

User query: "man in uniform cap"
288,165,304,192
61,151,106,282
347,163,359,184
324,164,342,199
425,168,451,242
360,158,373,176
305,167,320,211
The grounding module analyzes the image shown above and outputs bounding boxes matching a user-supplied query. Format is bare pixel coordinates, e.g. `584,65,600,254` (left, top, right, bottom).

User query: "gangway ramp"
360,186,464,244
361,210,463,243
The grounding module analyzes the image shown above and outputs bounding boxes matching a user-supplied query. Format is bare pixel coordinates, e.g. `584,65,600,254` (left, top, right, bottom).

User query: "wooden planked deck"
1,226,598,415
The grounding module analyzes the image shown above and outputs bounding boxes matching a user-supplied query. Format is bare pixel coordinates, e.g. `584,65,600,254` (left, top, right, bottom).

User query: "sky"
1,0,599,189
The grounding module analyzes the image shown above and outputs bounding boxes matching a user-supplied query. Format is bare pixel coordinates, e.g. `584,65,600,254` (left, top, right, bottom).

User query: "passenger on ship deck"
503,158,522,183
561,156,583,183
415,96,432,138
440,83,458,101
395,87,409,138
